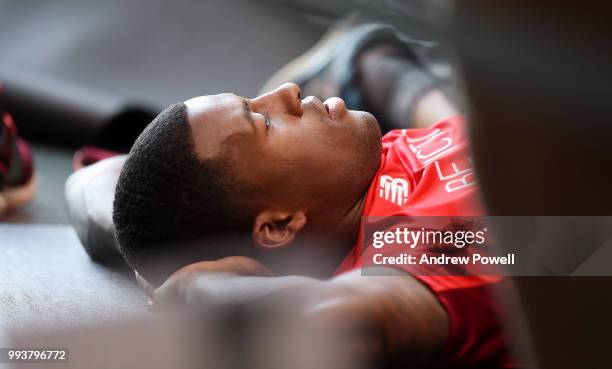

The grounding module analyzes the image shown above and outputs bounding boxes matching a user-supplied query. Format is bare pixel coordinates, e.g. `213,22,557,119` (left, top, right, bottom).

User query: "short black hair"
113,102,259,285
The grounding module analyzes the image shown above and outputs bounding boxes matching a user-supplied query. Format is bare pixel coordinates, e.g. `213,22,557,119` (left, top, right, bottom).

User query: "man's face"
185,83,381,219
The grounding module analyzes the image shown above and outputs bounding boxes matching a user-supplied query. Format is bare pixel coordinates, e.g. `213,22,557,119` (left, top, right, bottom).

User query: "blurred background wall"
0,0,324,108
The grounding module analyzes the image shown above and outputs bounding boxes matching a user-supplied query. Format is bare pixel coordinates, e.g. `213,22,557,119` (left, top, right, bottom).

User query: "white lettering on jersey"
406,129,458,166
434,158,478,193
379,175,409,206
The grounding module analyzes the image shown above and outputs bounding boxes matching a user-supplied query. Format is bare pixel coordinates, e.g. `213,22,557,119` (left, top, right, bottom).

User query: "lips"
323,97,346,121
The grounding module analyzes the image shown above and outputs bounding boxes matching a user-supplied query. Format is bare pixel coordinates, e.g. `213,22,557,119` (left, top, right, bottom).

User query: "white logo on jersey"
379,175,409,206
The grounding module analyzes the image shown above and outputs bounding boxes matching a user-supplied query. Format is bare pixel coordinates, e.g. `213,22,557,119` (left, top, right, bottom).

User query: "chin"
352,110,382,147
350,110,382,172
361,111,382,139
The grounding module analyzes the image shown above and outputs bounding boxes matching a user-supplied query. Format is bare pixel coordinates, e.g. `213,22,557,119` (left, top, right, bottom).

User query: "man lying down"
79,23,516,368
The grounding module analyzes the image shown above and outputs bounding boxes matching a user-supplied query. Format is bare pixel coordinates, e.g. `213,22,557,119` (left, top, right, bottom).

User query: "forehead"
185,93,253,159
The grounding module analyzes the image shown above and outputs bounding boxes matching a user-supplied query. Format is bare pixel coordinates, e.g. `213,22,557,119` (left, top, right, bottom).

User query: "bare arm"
153,261,448,368
309,269,449,367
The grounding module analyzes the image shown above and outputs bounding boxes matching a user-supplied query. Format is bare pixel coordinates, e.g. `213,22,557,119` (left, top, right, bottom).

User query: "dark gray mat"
0,225,147,330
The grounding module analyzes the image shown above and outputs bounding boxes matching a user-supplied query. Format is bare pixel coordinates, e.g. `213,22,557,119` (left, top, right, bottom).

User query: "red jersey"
334,116,517,368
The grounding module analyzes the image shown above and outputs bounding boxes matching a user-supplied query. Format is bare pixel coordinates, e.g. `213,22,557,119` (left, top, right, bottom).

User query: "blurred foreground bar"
5,309,363,369
448,2,612,369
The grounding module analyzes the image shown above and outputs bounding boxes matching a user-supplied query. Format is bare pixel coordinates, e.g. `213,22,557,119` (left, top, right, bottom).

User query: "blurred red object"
73,146,119,171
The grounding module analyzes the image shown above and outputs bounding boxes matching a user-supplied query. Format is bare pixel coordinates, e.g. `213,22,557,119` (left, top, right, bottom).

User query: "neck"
263,192,369,278
333,191,368,254
297,192,367,278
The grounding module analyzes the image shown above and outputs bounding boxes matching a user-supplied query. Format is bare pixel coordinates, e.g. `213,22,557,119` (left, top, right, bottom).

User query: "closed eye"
263,113,272,129
243,99,271,130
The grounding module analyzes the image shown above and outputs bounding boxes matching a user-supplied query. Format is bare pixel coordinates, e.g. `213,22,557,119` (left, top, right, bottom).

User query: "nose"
250,82,303,117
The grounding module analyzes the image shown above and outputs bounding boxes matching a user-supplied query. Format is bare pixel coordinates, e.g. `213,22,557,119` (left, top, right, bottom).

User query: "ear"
252,210,307,249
